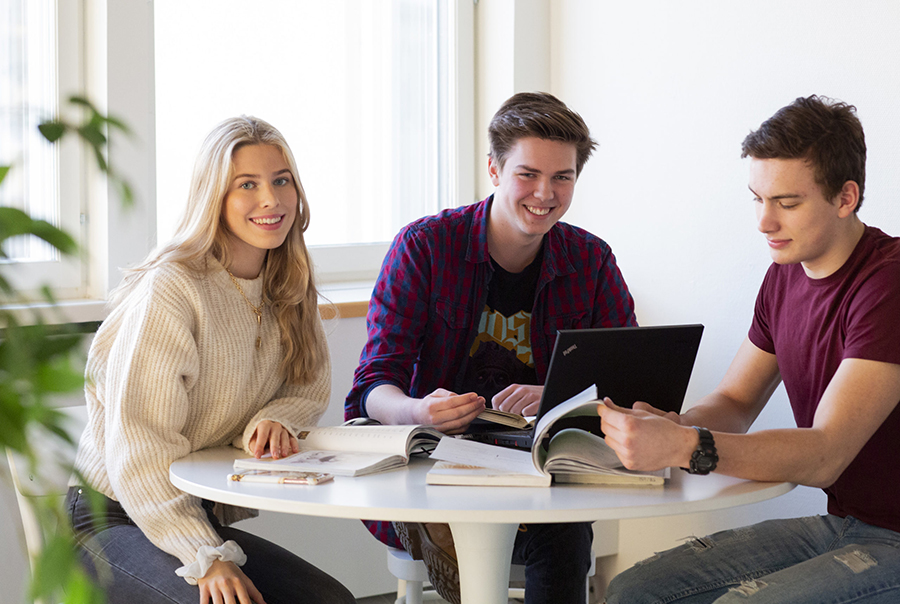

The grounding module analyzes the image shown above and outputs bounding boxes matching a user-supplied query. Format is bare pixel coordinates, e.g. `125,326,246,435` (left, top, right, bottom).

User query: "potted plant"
1,97,131,604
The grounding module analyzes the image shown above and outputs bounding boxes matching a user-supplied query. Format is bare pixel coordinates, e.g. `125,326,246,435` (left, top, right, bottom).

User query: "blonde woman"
67,117,355,604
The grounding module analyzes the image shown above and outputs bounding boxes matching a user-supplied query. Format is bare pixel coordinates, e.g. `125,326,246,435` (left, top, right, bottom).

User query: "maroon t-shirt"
749,226,900,533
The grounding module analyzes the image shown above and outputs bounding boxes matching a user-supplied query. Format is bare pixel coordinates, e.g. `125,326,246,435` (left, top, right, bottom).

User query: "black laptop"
466,324,704,449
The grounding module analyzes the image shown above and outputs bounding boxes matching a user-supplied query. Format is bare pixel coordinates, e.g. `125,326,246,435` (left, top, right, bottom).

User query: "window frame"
1,0,87,298
310,0,475,285
3,0,474,324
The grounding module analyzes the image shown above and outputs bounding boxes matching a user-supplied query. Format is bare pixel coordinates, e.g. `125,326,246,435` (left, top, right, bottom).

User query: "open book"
475,408,536,430
232,424,443,477
428,386,669,486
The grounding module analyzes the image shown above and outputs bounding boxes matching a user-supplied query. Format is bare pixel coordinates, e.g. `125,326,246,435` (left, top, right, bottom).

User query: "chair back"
5,405,89,570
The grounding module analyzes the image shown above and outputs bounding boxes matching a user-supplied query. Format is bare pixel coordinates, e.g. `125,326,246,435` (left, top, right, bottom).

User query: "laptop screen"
535,324,704,438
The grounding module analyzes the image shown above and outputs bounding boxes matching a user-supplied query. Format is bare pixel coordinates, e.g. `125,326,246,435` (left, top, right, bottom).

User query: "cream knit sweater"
73,256,331,567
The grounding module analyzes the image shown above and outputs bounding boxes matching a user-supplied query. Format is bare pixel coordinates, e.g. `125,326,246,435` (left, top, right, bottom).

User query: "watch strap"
681,426,718,475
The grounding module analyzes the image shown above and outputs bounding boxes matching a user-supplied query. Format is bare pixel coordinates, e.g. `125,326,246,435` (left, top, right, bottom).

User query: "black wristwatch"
681,426,718,475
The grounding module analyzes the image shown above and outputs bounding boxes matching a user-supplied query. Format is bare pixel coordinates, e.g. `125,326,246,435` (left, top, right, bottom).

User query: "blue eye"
240,182,255,190
274,177,289,186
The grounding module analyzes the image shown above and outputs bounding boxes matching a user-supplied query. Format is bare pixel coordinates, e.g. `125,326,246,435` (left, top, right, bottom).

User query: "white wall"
548,0,900,576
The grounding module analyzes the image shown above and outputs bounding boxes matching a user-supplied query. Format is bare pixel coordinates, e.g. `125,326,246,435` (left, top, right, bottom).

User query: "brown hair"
741,95,866,210
488,92,597,177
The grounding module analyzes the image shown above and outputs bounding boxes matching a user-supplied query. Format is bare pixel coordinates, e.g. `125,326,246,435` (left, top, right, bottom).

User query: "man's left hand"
492,384,543,416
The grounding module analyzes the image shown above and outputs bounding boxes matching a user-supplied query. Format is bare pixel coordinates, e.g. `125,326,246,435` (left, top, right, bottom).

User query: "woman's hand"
197,559,266,604
249,420,299,459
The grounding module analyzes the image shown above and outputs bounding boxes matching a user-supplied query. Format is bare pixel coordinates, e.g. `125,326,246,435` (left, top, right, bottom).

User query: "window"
0,0,85,298
155,0,472,283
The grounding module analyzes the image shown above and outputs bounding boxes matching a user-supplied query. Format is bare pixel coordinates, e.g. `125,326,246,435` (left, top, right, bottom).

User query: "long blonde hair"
112,116,324,384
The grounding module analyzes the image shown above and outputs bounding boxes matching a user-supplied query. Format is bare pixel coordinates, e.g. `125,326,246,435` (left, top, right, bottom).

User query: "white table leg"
449,521,519,604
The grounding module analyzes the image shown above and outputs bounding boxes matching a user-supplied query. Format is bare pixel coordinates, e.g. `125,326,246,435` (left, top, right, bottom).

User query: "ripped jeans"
604,515,900,604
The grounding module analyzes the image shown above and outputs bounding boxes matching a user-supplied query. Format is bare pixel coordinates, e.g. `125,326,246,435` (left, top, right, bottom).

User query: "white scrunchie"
175,540,247,585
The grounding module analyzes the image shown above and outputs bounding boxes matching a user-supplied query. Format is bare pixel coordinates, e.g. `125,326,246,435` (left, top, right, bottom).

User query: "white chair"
6,405,88,586
386,544,596,603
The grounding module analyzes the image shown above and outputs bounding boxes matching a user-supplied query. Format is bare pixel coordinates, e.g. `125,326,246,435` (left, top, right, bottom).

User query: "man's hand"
198,559,266,604
249,421,299,460
597,397,696,471
415,388,485,434
492,384,543,416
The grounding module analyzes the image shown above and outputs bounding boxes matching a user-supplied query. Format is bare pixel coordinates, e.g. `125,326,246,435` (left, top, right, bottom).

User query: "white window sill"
2,281,375,327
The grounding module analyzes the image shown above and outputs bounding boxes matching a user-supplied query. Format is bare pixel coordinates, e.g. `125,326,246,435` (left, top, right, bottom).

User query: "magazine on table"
428,386,669,487
232,424,443,477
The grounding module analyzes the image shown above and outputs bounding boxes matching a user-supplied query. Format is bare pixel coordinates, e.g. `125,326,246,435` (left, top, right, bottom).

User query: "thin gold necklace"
225,268,264,350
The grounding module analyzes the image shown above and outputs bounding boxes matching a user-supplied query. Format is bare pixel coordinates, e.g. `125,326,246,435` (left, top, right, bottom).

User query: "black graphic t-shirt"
460,252,542,402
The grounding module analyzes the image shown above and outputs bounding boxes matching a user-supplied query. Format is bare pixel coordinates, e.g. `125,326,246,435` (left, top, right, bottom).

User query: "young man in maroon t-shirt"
601,95,900,603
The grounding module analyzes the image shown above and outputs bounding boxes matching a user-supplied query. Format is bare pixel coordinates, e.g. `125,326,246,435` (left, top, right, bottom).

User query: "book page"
295,425,431,459
430,436,546,477
476,408,536,429
543,428,623,471
233,449,405,477
531,386,599,472
426,461,551,487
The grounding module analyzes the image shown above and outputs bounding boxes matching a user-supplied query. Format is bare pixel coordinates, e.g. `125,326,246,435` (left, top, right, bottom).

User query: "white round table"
171,447,794,603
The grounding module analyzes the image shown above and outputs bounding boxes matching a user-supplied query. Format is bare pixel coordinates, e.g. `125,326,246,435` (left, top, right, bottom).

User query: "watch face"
694,456,715,472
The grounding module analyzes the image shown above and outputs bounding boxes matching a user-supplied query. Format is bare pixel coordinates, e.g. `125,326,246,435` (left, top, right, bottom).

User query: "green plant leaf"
67,95,98,112
35,358,84,393
77,124,107,148
118,178,135,207
103,113,131,134
31,532,78,601
38,121,67,143
0,207,79,256
0,387,29,452
92,146,109,172
0,165,8,186
27,219,79,256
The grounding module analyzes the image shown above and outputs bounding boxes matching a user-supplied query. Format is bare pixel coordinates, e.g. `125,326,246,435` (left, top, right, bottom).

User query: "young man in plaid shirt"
346,92,637,604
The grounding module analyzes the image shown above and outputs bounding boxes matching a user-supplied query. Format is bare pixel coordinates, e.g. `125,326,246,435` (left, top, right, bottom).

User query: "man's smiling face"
488,137,578,247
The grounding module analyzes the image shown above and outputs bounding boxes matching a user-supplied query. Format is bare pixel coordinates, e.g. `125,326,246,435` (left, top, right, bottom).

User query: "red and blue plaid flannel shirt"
345,196,636,547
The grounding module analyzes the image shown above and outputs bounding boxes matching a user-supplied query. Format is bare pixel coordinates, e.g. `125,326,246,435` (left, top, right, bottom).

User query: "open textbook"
428,386,669,487
232,424,442,477
475,408,536,430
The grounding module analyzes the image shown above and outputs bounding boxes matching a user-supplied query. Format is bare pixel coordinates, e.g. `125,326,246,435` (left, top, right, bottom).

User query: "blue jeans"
511,521,594,604
66,486,355,604
605,515,900,604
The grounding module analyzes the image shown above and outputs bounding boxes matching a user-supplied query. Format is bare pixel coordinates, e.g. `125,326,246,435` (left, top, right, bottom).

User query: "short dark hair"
741,95,866,210
488,92,597,177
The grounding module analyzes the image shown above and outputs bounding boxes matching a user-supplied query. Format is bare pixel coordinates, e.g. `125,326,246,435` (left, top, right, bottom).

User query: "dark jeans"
65,486,355,604
511,521,594,604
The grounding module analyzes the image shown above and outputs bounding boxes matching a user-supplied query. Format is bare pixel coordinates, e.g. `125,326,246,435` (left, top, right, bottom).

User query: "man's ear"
837,180,860,217
488,155,501,187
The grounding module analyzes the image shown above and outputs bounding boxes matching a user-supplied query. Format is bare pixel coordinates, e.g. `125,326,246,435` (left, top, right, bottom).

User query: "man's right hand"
365,384,485,433
415,388,485,434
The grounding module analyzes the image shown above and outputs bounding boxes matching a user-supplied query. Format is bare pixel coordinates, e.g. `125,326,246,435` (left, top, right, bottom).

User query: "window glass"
0,0,83,296
155,0,453,265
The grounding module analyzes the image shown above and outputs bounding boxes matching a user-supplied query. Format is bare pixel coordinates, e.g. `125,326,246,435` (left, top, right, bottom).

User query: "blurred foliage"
1,95,132,604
